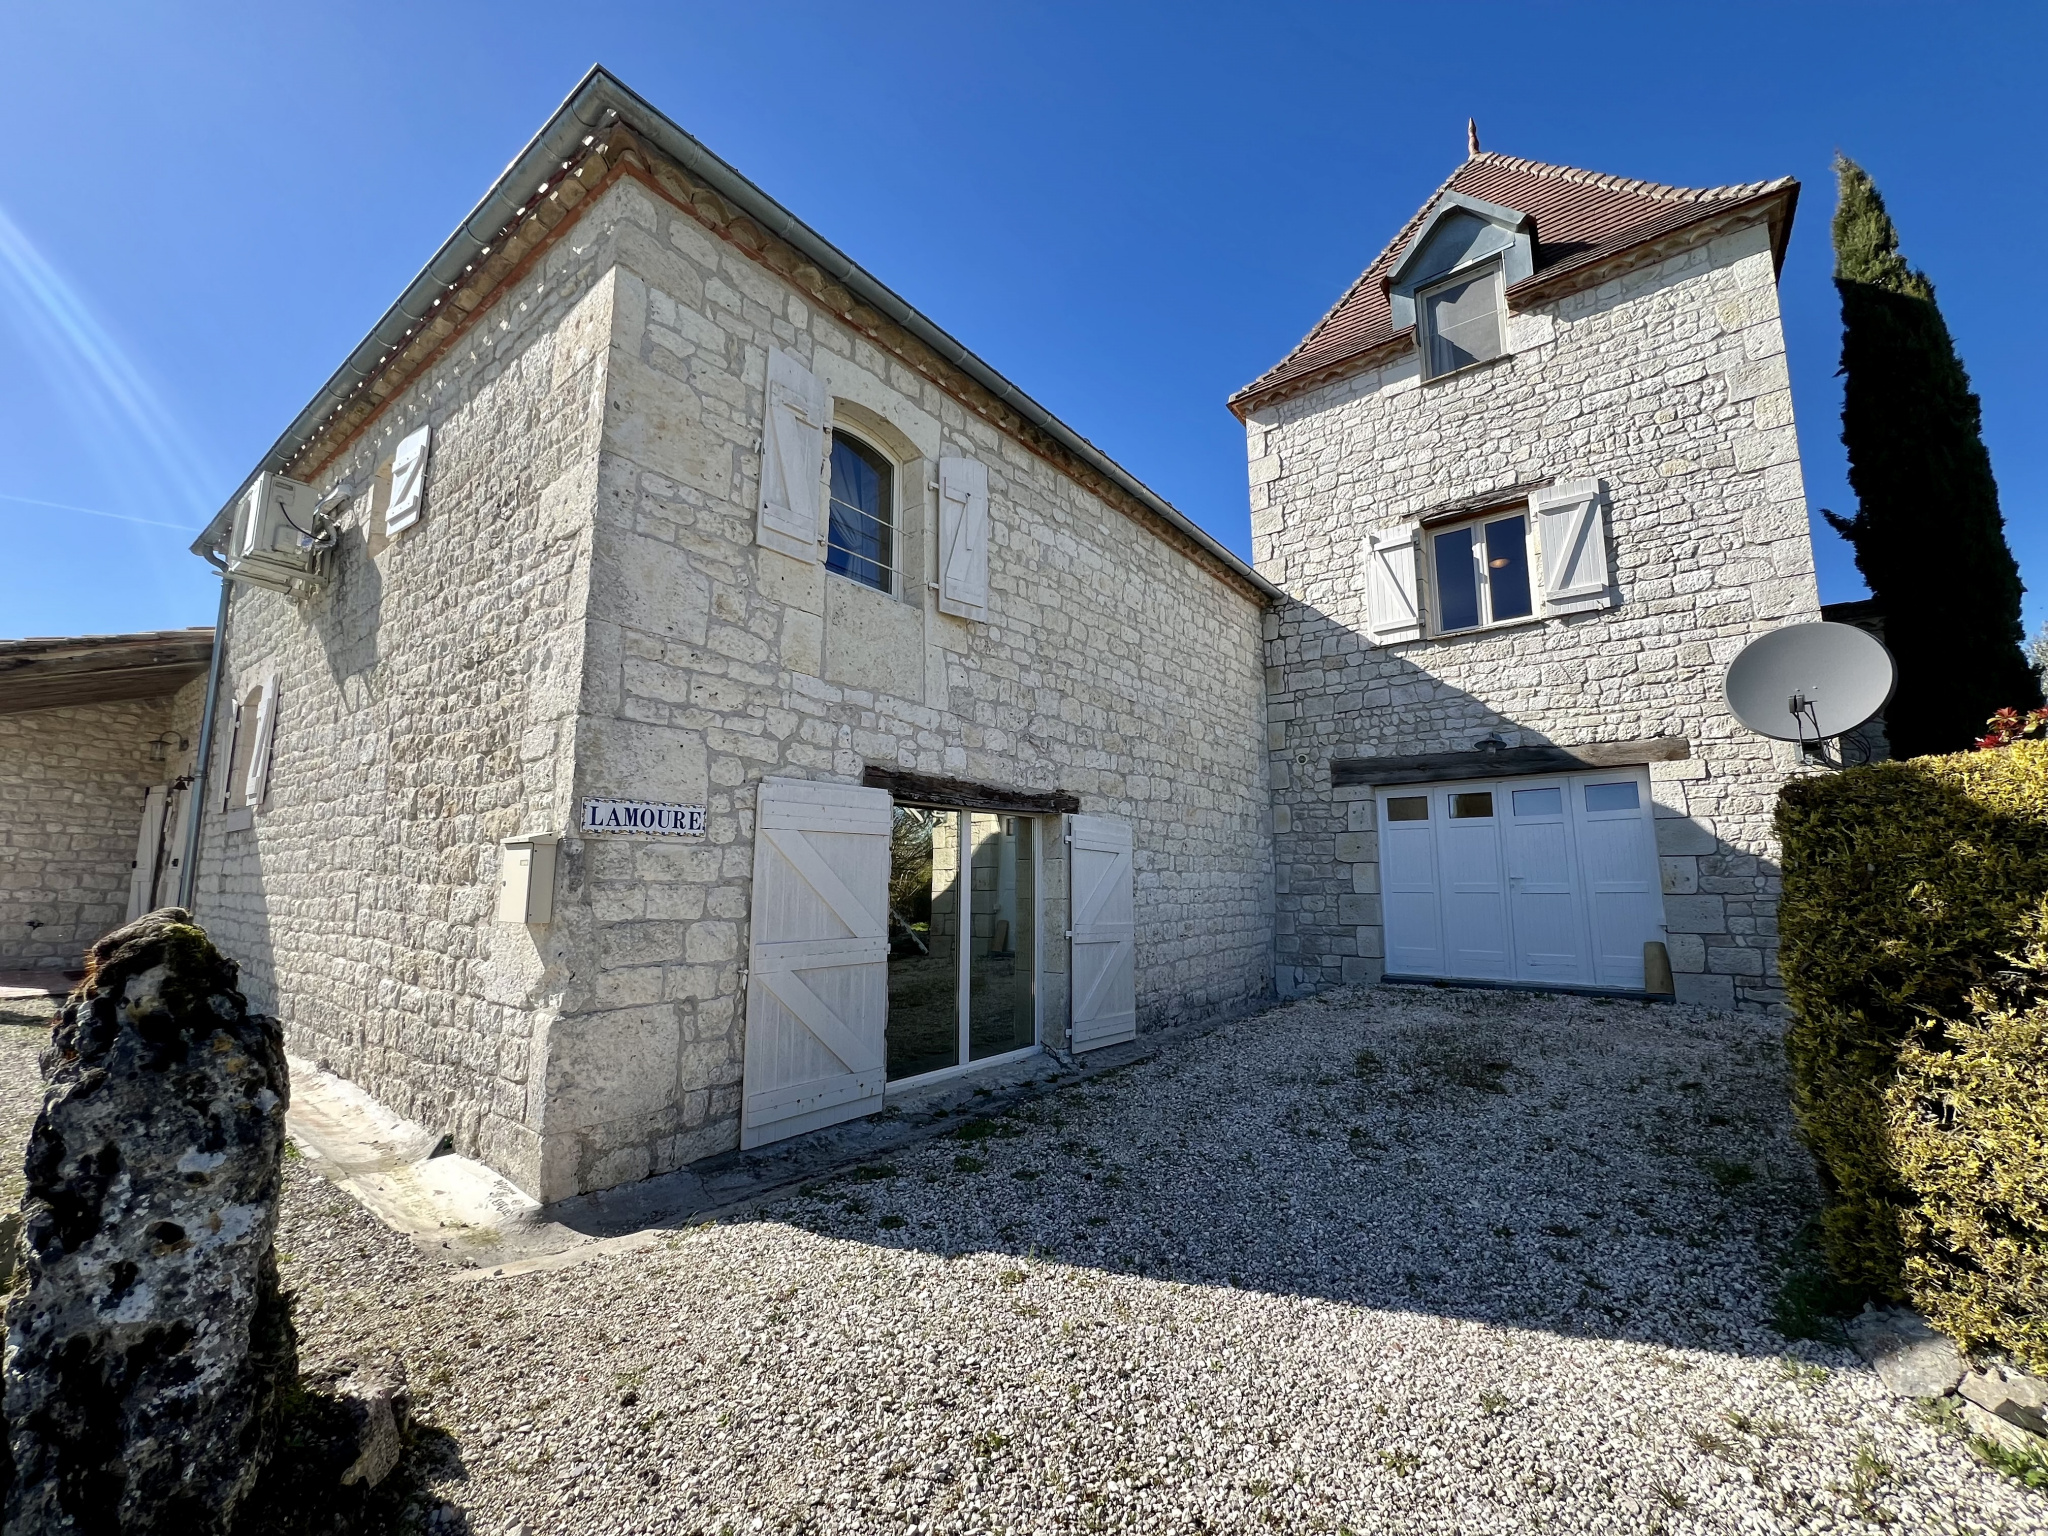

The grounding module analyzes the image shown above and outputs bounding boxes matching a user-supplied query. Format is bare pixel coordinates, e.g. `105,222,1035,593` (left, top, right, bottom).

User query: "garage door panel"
1438,792,1510,980
1573,774,1662,990
1381,815,1443,976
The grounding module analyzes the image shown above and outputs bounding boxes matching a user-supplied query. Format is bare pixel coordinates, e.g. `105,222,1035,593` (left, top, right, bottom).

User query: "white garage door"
1379,767,1664,991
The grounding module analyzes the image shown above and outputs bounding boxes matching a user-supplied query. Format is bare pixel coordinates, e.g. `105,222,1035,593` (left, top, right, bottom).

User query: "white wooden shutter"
159,778,194,906
1534,478,1615,613
1067,813,1136,1052
385,424,431,535
219,701,245,812
937,455,990,620
758,348,830,562
740,777,892,1148
125,785,169,921
244,672,279,810
1364,527,1423,643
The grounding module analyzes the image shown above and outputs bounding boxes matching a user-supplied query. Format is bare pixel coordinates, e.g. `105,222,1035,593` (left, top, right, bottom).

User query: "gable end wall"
1250,217,1818,1012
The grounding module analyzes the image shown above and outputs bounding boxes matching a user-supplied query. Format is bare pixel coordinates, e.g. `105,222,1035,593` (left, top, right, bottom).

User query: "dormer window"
1418,259,1504,379
1380,192,1533,383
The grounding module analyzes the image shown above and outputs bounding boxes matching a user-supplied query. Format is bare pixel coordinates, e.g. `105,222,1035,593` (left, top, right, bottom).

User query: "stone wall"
1248,217,1818,1012
193,174,1274,1202
539,177,1274,1195
189,196,622,1195
0,682,203,972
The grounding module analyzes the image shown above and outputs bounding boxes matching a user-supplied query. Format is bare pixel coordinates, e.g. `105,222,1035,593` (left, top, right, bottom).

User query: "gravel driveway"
12,985,2045,1531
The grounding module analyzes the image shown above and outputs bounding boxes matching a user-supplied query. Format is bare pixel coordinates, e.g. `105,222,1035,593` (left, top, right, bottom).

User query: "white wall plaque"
580,798,706,837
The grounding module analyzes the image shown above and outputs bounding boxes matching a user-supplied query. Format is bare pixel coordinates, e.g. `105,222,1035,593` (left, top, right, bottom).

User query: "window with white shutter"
385,424,431,535
1532,479,1616,615
243,671,280,810
937,455,990,621
1364,528,1423,644
759,348,830,561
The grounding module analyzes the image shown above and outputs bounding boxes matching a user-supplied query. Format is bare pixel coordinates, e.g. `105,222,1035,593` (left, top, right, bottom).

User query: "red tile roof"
1230,152,1797,416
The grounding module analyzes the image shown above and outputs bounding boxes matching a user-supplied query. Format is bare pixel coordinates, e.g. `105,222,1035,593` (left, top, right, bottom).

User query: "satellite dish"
1725,622,1896,743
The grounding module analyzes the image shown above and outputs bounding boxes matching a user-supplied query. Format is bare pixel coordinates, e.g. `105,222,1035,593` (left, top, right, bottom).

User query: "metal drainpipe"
176,564,231,909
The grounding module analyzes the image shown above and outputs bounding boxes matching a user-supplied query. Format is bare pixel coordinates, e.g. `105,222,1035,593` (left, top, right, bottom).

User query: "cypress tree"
1823,156,2038,757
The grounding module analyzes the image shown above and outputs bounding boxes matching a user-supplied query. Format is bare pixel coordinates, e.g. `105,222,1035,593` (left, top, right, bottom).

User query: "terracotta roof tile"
1230,152,1796,414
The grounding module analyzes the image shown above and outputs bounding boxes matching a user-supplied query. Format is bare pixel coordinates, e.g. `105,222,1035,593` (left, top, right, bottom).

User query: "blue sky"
2,3,2042,641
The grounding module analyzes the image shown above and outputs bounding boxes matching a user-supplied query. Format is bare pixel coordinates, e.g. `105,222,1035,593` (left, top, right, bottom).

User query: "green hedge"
1777,743,2048,1368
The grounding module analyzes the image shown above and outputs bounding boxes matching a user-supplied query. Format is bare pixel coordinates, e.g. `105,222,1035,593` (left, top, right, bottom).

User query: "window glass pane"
1584,780,1641,812
1385,795,1429,822
1485,515,1532,620
826,434,893,591
1511,786,1562,817
887,807,960,1079
1423,268,1503,375
1450,791,1495,819
1433,526,1480,632
968,814,1035,1060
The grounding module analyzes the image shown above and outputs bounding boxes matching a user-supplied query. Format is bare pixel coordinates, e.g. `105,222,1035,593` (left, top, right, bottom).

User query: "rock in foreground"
2,909,293,1535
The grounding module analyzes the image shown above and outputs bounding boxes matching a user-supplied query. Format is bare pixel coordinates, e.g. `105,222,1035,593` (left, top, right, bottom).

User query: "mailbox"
496,834,558,925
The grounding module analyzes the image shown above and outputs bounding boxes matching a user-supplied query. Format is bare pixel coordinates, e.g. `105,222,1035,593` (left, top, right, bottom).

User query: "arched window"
827,432,894,592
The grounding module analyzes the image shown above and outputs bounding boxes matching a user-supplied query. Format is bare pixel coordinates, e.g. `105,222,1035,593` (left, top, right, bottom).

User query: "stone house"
0,630,212,974
1234,150,1815,1012
183,71,1276,1201
167,70,1820,1202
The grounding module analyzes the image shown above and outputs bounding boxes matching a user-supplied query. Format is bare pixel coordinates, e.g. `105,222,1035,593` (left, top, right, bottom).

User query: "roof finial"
1467,118,1481,157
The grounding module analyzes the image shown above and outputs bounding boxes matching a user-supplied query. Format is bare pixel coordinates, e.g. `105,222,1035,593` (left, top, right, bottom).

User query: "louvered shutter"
937,455,990,621
244,672,279,810
1067,813,1136,1051
740,777,891,1148
385,424,431,535
1533,479,1615,614
1365,528,1423,643
758,348,830,561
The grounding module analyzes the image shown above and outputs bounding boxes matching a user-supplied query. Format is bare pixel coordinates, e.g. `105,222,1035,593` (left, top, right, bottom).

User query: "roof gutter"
194,66,1280,603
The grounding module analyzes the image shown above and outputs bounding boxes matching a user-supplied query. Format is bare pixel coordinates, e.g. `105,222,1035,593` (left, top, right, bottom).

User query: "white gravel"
258,989,2043,1529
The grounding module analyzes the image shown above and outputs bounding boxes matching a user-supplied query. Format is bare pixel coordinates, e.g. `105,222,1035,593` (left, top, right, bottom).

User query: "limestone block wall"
537,176,1274,1195
1248,218,1818,1012
0,688,199,971
189,198,628,1193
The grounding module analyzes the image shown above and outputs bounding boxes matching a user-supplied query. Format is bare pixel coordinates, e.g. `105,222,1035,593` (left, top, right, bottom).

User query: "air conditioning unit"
225,473,323,595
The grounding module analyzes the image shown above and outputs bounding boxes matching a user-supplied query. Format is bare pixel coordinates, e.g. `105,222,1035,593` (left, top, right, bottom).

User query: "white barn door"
741,778,891,1149
125,785,169,921
1067,814,1135,1052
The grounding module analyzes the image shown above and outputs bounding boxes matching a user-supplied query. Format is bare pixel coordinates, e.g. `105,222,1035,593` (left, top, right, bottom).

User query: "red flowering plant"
1975,707,2048,751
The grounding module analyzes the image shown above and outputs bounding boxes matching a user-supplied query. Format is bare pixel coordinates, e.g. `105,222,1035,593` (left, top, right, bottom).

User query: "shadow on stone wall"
1264,593,1767,1007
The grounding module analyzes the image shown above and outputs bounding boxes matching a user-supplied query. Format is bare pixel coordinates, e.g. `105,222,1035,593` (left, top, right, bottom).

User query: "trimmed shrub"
1890,910,2048,1371
1777,742,2048,1366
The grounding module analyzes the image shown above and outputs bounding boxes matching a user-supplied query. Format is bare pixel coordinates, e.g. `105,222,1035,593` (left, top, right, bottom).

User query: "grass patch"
1972,1433,2048,1490
952,1155,985,1174
1772,1219,1863,1343
847,1163,899,1183
1700,1157,1757,1192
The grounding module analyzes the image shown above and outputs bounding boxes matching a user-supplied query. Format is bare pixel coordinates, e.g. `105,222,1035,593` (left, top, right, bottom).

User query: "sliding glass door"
886,805,1038,1081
